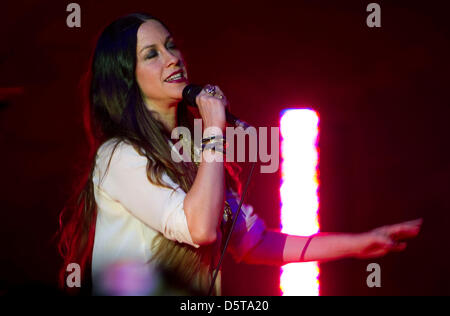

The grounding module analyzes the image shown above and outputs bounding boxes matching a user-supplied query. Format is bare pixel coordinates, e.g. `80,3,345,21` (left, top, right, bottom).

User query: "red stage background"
1,0,449,295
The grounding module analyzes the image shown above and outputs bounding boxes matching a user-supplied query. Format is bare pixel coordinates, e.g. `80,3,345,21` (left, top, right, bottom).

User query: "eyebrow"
139,35,172,54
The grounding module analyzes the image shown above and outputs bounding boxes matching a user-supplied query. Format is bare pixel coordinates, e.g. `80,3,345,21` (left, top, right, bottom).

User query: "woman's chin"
167,82,188,99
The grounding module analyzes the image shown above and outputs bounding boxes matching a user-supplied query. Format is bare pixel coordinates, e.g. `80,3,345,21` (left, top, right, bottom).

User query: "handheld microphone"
181,85,256,296
182,84,252,130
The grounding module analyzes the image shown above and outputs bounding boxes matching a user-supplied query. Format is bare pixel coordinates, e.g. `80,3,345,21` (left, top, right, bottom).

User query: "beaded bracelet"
202,141,226,154
202,134,225,145
202,137,227,149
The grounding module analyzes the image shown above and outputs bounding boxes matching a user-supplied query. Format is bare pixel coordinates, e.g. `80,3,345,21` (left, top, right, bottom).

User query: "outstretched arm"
242,219,423,265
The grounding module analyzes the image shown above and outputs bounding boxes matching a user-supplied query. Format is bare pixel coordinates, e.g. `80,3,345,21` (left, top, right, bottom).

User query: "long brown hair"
57,13,241,295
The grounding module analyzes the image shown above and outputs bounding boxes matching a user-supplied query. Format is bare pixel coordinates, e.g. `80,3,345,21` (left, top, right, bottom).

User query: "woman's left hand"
352,218,423,259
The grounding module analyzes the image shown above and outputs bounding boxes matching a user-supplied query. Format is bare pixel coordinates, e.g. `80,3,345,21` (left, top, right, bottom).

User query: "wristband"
202,134,225,145
300,235,315,262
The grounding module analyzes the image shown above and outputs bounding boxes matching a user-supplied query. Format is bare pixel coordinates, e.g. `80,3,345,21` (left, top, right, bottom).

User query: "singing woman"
57,13,422,295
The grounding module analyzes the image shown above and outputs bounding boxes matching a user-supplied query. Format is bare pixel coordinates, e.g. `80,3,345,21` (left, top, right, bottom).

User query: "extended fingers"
386,218,423,240
370,234,408,256
361,219,422,258
389,242,407,252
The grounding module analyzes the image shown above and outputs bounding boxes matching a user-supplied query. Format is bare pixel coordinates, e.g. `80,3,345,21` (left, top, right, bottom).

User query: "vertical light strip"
279,109,320,296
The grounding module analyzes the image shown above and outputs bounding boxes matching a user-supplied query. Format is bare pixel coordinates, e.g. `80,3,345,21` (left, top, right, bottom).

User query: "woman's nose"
164,49,180,67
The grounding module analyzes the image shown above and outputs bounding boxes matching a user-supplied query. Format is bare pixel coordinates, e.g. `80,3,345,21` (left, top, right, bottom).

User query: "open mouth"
164,71,186,82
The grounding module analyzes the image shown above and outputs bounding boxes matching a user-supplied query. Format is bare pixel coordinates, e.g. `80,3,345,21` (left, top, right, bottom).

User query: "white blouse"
91,138,266,295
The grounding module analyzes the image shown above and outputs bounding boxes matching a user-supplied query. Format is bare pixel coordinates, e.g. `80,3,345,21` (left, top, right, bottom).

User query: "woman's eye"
167,42,177,49
146,49,157,59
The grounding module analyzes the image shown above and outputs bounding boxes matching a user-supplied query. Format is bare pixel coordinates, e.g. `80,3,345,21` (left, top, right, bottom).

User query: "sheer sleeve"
95,139,200,248
225,190,267,263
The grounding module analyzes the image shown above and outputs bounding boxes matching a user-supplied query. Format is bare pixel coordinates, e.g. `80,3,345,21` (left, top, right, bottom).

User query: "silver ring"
204,85,216,95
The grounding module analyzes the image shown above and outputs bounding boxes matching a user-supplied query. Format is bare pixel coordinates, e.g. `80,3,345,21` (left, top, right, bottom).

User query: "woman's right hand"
195,84,228,132
184,84,228,245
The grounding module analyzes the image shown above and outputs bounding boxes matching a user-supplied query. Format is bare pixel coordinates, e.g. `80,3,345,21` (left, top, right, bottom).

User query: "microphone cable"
207,160,257,296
